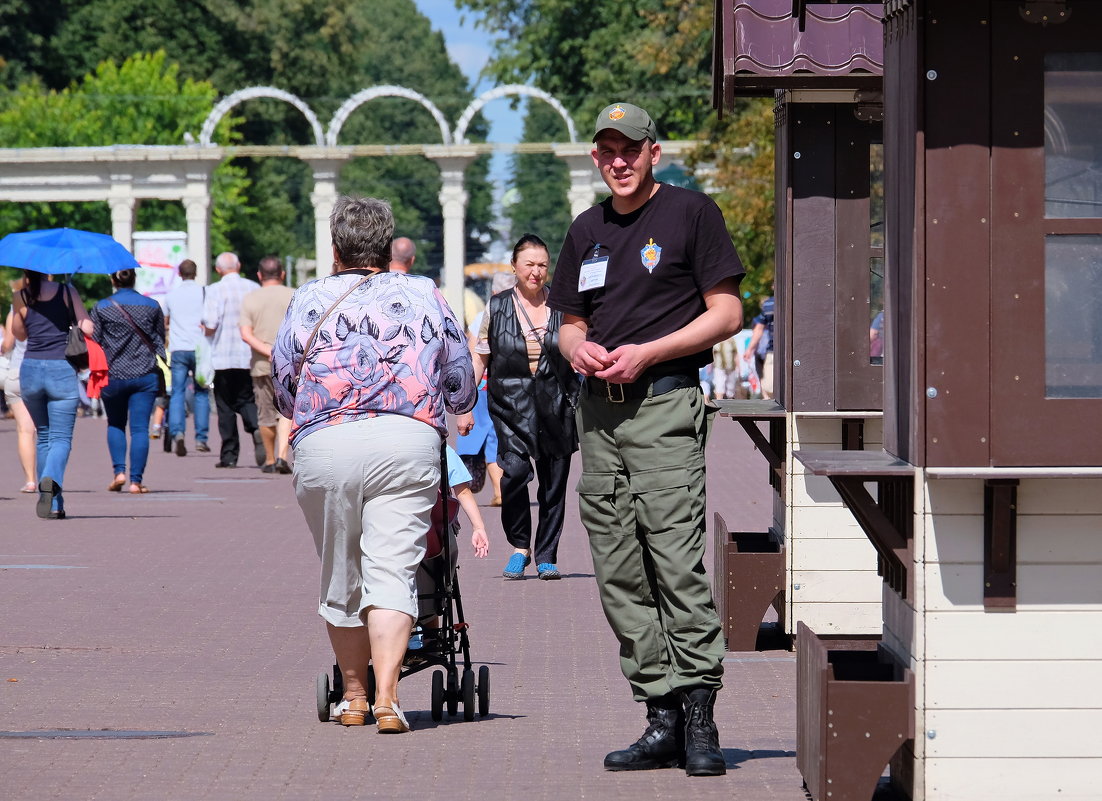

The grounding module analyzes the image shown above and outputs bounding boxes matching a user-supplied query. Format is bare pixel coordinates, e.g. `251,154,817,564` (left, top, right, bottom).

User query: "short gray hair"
214,252,240,272
331,196,394,270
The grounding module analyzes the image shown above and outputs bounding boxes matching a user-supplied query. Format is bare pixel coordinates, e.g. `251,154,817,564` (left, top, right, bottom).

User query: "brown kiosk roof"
713,0,884,105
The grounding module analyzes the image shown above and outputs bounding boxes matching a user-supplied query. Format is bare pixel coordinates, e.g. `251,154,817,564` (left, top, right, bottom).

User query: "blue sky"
413,1,524,173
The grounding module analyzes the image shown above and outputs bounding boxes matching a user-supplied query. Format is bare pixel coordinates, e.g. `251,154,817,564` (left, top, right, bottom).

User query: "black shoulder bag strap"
60,282,78,326
295,272,380,395
108,298,161,359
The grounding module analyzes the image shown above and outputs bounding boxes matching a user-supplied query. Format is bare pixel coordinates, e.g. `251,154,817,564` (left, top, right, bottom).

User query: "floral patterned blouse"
272,270,476,446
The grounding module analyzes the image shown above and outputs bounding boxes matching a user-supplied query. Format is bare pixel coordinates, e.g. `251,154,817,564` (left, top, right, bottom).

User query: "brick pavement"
0,411,809,801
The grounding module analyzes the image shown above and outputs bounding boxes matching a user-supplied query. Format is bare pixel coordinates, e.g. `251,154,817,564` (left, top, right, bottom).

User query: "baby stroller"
316,444,489,723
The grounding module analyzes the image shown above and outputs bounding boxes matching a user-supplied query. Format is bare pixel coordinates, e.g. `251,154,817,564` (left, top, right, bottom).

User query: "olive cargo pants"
575,385,724,702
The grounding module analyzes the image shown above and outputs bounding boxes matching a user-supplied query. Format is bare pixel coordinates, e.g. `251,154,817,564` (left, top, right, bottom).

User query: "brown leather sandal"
335,698,370,726
372,702,410,733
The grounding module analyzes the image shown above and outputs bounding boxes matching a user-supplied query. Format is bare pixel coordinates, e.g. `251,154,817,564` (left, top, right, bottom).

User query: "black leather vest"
485,289,579,460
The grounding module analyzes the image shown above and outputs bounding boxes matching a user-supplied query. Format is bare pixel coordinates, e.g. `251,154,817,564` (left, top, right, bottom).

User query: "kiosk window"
1045,235,1102,398
1045,53,1102,219
869,142,885,363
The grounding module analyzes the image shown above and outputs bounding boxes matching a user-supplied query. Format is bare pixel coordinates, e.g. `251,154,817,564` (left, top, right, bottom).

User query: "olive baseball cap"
593,102,658,143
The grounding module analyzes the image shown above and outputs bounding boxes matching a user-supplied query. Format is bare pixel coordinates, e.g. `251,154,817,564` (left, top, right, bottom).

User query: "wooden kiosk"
712,1,889,652
718,1,1102,799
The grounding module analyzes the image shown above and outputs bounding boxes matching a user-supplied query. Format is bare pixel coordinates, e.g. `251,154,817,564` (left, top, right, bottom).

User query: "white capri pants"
293,415,441,626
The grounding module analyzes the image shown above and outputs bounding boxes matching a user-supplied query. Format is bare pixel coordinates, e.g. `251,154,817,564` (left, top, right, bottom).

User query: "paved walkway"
0,410,807,801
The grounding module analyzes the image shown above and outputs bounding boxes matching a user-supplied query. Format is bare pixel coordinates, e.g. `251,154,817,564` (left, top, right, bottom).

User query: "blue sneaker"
502,553,531,580
536,563,561,580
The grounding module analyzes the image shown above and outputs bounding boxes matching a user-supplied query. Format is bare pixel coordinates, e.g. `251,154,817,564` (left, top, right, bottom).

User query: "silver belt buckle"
605,381,625,403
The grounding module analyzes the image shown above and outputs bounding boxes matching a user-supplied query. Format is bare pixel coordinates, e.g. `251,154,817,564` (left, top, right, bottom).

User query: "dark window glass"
1045,235,1102,398
1045,53,1102,219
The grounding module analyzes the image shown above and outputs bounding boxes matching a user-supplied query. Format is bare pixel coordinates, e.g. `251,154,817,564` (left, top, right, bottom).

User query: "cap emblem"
609,105,626,121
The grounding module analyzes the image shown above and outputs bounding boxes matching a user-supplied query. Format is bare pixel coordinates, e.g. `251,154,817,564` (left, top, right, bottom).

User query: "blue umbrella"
0,227,140,275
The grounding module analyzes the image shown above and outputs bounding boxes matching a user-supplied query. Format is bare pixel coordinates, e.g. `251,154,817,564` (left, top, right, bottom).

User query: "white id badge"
578,257,608,292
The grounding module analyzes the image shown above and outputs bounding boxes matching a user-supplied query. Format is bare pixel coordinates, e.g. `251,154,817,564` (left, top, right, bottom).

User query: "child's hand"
471,528,489,558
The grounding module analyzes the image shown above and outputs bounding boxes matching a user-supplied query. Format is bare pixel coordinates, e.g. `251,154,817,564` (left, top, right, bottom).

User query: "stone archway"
326,85,452,146
453,84,578,144
199,86,325,146
0,86,718,308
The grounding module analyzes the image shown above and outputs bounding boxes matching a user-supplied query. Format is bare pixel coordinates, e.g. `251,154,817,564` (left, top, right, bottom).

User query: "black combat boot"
682,687,726,776
603,694,685,771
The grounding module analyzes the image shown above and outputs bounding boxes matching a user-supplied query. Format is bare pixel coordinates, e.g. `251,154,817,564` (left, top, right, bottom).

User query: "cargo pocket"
628,464,701,535
576,471,618,536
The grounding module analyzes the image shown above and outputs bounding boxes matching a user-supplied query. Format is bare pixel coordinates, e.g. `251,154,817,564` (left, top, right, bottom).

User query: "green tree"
0,0,67,89
27,0,492,276
0,51,247,297
508,99,571,259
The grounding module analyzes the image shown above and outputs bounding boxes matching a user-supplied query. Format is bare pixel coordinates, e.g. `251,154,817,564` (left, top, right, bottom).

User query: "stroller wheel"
316,672,331,722
462,669,476,722
477,665,490,717
431,670,444,722
446,670,459,717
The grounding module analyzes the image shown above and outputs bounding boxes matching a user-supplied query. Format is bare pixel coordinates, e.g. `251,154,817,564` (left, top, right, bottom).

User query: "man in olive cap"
549,102,745,776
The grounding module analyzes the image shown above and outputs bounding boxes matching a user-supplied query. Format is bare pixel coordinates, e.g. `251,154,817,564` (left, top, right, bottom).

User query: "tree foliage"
0,0,491,276
461,0,776,317
507,100,572,260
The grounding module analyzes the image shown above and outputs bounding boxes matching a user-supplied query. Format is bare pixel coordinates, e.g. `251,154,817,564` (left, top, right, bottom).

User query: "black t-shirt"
548,184,744,373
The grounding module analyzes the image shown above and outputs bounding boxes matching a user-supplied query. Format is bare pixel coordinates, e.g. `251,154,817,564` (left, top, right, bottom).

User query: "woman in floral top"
272,196,475,732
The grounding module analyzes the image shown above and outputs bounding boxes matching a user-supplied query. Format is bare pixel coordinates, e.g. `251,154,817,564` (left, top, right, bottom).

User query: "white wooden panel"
790,504,867,537
790,537,879,571
925,758,1100,801
924,709,1102,757
923,514,1102,565
788,603,882,635
1018,517,1102,562
789,473,845,506
925,611,1102,660
862,415,883,444
791,569,883,602
923,478,985,515
882,588,918,666
1018,479,1102,515
922,514,984,564
790,417,841,446
926,660,1102,709
925,563,1102,610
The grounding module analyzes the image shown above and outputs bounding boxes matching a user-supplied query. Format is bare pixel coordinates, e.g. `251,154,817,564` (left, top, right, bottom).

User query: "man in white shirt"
202,252,262,468
164,259,211,455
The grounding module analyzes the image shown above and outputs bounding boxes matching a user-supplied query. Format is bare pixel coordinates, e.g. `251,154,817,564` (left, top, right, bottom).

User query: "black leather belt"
585,372,697,403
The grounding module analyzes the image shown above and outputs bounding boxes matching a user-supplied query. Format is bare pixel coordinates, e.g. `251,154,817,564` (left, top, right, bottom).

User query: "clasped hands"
570,341,652,384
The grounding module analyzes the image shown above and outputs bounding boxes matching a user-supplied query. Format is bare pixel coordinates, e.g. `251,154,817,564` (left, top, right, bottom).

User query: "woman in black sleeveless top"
457,234,579,581
12,271,94,519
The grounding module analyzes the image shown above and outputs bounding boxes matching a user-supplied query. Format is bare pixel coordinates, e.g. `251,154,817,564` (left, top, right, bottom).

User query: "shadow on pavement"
726,748,797,767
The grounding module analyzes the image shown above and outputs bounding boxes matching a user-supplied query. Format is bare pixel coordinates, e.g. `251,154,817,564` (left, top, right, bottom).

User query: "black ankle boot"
603,694,684,771
682,687,726,776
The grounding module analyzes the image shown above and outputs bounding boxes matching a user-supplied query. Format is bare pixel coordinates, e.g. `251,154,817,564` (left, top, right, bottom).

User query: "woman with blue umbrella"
1,227,142,518
11,271,94,519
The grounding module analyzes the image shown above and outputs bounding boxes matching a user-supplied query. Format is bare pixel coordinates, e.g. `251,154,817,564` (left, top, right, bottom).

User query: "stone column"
553,145,598,219
108,196,136,253
427,147,478,319
183,195,211,285
307,159,341,280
